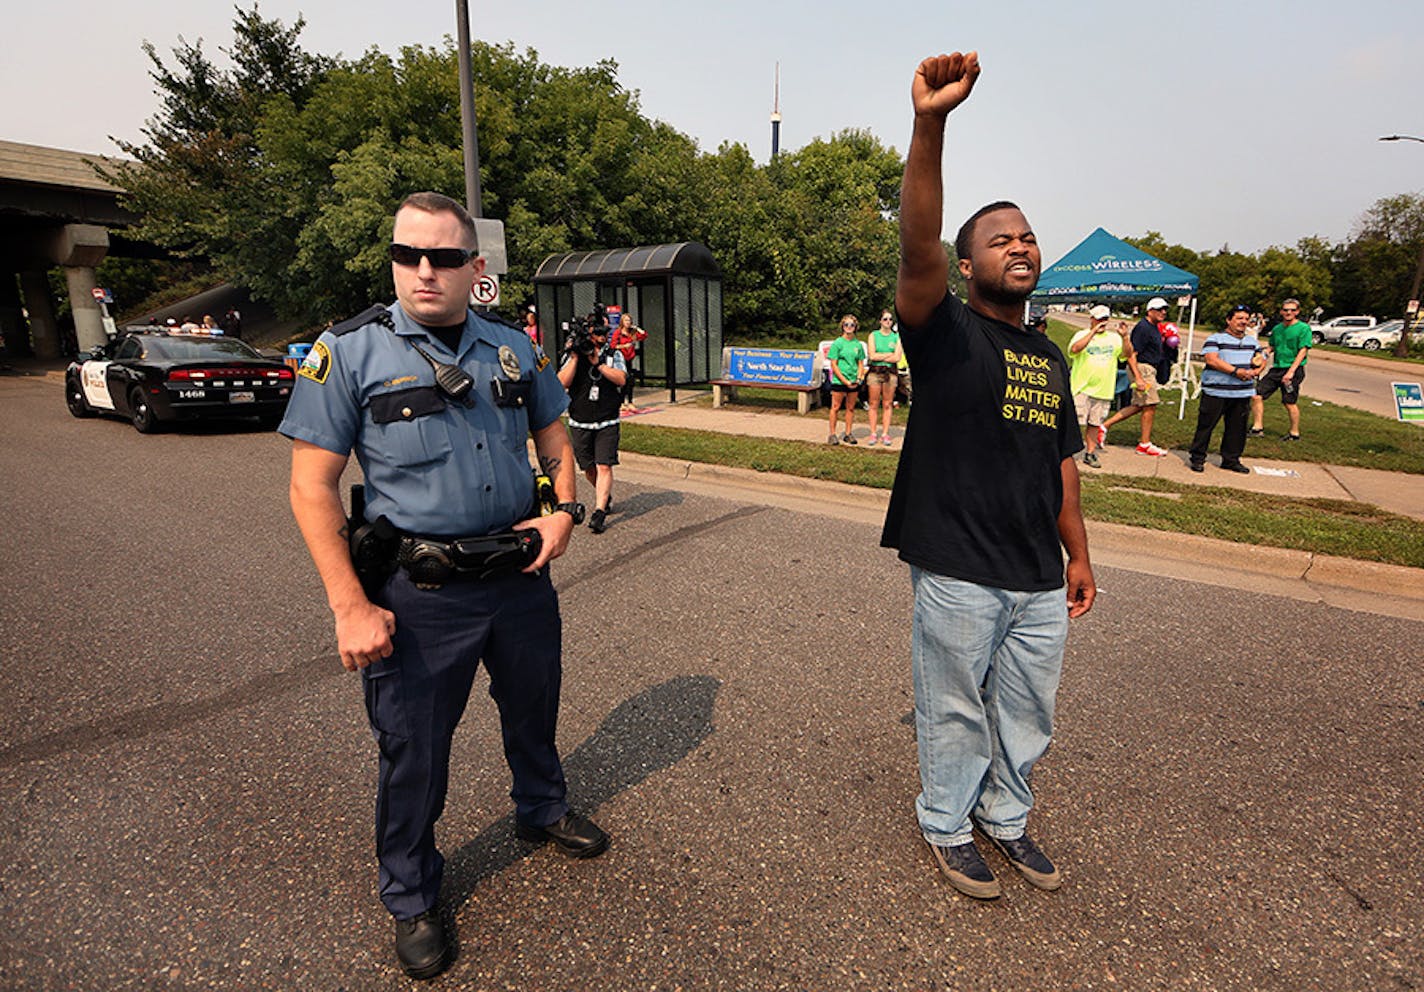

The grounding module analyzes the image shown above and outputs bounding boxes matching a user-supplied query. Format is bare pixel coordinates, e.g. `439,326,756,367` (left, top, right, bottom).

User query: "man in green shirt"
1249,298,1310,441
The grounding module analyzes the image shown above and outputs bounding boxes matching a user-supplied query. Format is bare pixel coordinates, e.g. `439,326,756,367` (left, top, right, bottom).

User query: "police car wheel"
66,383,93,418
129,387,161,434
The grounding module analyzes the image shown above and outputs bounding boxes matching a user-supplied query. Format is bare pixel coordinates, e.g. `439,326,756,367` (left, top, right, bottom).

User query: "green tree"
1333,192,1424,325
105,7,330,304
106,7,909,340
1124,232,1331,326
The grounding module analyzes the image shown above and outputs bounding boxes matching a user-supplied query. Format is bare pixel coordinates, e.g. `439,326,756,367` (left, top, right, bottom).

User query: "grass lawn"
619,423,1424,569
695,387,1424,475
705,314,1424,475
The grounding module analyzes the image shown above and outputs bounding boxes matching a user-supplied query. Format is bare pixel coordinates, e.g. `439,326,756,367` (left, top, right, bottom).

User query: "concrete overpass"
0,140,150,358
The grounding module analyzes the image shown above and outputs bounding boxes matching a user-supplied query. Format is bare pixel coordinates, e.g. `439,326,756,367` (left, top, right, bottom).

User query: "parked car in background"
65,329,294,432
1310,315,1376,345
1340,320,1422,351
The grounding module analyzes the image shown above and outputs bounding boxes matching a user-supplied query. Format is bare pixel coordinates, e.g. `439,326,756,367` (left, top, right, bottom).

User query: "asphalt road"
1,374,1421,991
1301,351,1421,419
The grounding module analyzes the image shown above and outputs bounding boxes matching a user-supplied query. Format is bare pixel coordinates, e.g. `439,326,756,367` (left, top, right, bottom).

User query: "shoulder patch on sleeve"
534,344,550,372
298,340,332,383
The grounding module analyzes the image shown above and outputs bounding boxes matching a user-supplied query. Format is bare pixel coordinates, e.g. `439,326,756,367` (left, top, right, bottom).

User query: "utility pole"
456,0,482,218
1378,135,1424,357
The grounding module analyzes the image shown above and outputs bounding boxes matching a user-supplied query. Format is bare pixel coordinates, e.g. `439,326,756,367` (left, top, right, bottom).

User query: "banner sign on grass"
1392,382,1424,423
724,348,817,387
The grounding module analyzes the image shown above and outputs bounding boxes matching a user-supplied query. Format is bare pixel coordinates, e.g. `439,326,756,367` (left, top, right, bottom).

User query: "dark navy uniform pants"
365,566,568,920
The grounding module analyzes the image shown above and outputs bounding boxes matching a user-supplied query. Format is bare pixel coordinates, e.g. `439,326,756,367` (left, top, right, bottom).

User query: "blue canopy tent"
1030,227,1201,417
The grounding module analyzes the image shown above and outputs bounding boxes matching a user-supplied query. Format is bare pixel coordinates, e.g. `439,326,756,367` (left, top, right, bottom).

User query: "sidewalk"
624,388,1424,521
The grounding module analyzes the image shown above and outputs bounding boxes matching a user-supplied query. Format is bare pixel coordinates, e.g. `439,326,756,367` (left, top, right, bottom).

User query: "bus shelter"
532,242,722,400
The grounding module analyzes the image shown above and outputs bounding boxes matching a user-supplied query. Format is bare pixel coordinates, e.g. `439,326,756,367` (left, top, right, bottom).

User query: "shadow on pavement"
443,674,720,911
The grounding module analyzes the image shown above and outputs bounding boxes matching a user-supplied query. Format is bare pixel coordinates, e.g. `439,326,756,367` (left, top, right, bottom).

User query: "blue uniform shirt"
279,303,567,536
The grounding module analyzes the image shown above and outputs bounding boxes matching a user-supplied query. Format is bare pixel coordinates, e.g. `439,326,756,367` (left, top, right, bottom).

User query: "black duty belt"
396,530,542,588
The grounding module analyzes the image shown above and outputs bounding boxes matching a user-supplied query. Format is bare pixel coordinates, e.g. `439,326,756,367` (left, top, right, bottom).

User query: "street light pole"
1377,134,1424,356
455,0,483,219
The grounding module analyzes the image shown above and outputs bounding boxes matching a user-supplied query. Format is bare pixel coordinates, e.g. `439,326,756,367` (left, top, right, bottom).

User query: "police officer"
281,192,608,981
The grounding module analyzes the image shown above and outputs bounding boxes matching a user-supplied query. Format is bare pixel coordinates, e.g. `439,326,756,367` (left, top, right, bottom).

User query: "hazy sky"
5,1,1421,261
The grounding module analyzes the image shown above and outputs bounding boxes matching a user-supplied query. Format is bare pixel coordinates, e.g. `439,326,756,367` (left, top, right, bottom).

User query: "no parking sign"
471,274,500,307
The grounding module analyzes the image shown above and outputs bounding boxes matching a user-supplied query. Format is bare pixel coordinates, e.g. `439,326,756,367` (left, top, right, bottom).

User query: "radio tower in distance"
770,63,782,160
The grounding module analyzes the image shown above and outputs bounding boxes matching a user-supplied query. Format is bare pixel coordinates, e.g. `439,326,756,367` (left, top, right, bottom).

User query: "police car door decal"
81,361,116,409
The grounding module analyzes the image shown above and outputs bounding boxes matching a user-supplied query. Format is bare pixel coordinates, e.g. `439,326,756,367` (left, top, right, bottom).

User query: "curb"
616,450,1424,618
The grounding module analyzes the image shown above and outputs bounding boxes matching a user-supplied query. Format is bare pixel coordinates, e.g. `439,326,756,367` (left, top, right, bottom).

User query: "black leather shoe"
394,907,452,980
1221,461,1251,474
516,811,610,858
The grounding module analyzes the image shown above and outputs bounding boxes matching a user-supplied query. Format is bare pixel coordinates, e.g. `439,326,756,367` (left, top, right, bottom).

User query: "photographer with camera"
558,309,627,534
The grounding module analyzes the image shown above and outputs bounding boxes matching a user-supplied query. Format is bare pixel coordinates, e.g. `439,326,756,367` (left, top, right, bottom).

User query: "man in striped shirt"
1189,304,1265,473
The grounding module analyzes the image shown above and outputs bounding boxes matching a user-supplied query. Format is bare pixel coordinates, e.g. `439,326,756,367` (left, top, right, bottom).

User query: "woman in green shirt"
865,310,903,446
826,315,867,443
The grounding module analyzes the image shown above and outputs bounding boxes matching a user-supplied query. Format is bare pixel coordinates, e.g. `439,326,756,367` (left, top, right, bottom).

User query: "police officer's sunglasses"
389,243,474,268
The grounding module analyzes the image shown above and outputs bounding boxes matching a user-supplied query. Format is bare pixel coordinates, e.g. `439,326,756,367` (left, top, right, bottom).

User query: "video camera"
564,303,609,359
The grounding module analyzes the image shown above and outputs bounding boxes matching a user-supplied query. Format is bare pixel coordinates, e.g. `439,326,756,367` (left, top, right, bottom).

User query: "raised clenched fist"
912,52,982,119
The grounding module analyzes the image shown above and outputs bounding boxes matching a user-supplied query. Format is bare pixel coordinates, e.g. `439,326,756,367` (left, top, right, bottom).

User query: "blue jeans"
910,568,1067,846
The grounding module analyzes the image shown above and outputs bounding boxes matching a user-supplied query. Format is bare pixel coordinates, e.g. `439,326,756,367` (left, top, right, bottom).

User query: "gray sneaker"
929,840,1001,900
1083,451,1101,468
982,832,1062,891
828,434,839,445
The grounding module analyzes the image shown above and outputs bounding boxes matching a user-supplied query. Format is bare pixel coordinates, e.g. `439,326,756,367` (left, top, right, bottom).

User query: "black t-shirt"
565,350,623,425
1130,317,1163,367
881,293,1082,591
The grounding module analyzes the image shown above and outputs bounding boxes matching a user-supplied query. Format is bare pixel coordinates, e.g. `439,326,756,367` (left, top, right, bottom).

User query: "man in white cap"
1098,297,1169,455
1067,305,1138,468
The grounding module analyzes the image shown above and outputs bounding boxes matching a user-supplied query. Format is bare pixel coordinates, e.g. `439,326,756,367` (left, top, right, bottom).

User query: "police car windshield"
143,336,263,361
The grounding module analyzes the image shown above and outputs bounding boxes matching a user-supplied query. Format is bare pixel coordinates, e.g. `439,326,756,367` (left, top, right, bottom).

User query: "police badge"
497,345,522,380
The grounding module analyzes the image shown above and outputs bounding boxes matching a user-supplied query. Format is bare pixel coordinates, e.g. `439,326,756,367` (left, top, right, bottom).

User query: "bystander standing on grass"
865,310,903,447
1069,305,1138,468
826,315,866,444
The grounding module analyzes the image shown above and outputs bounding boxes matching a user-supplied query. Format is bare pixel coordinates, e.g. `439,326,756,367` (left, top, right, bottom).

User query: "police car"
64,329,294,432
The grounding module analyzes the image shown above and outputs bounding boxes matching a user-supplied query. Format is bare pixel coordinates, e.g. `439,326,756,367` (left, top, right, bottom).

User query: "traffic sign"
91,287,113,304
471,274,500,307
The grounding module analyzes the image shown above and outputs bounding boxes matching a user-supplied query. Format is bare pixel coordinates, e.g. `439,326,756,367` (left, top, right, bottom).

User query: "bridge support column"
48,225,109,353
63,266,105,353
20,271,61,360
0,273,27,358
